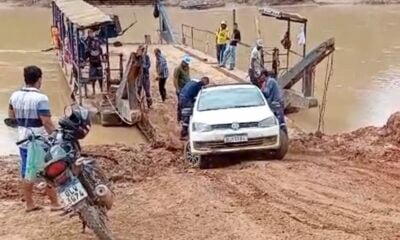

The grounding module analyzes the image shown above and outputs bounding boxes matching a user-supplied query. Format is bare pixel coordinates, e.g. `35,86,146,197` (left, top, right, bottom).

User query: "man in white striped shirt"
8,66,60,212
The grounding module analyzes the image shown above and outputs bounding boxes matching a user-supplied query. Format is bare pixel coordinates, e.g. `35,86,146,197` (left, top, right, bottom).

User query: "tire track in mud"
110,174,275,240
198,154,400,239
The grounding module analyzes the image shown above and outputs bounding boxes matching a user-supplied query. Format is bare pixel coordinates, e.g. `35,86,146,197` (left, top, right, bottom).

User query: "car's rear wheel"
271,130,289,160
184,142,209,169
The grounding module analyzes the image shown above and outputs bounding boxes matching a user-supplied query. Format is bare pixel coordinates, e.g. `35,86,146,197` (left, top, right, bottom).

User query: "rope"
317,52,334,134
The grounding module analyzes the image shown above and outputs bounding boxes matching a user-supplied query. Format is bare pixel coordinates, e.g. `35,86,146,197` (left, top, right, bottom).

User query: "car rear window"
197,87,265,111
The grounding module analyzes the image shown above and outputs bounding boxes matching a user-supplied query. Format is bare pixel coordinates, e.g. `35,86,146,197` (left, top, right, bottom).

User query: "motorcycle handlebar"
15,130,60,146
16,135,41,145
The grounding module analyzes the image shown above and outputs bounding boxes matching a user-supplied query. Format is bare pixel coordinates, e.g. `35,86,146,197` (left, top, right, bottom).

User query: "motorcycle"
5,105,114,240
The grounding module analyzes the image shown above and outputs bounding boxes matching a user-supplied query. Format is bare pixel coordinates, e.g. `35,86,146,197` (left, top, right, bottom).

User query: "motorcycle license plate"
59,179,88,208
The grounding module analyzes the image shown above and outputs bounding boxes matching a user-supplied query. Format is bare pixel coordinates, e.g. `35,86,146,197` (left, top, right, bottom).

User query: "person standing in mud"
179,77,210,139
173,55,191,122
137,45,152,108
154,48,169,102
8,66,60,212
220,22,241,70
85,29,104,96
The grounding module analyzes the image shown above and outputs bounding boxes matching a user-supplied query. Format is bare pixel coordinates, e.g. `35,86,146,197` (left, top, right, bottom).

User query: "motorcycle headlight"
192,122,212,132
258,117,277,128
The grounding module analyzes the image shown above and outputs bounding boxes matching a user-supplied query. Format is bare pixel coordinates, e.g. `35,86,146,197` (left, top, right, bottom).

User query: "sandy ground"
2,44,400,239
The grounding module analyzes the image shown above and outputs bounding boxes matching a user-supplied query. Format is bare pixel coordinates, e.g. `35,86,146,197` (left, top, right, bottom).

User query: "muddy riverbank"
2,112,400,239
2,42,400,239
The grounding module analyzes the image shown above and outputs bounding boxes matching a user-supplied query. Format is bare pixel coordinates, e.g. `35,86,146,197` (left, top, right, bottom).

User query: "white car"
184,83,288,168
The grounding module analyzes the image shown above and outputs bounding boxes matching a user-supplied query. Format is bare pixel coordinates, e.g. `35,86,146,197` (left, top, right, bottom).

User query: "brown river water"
1,5,400,154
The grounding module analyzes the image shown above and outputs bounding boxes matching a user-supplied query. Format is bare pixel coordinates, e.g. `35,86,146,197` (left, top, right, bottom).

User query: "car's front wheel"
271,130,289,160
184,142,209,169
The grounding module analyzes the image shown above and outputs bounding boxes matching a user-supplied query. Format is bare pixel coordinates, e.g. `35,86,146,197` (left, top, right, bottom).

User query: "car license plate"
59,180,88,208
224,134,248,143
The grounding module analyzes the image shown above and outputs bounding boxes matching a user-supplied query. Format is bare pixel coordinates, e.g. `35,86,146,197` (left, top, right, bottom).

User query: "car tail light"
45,161,67,178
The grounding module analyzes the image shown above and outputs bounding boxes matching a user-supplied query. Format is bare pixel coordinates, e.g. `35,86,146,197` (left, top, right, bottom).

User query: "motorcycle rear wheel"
80,201,113,240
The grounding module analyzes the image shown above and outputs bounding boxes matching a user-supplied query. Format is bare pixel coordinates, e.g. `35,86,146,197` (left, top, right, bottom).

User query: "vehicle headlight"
192,122,212,132
258,117,277,128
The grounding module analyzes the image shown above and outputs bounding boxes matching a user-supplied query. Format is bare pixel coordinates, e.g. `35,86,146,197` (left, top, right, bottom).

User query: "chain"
317,52,334,134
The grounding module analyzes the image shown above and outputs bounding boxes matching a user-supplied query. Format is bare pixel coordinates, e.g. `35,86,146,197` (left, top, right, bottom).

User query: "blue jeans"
222,45,236,69
271,102,287,134
19,148,28,178
216,44,226,64
137,74,152,107
180,99,194,137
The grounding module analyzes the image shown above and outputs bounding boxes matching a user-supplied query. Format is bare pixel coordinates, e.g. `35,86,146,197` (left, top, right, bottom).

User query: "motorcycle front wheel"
79,201,113,240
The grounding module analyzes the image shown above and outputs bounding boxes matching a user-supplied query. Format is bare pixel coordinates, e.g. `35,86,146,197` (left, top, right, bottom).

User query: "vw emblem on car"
231,122,240,130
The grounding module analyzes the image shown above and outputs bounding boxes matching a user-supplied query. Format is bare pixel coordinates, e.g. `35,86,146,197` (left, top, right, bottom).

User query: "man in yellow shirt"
215,21,230,65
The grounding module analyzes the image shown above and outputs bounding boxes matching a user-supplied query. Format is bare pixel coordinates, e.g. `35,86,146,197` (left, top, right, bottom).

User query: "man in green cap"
173,55,191,122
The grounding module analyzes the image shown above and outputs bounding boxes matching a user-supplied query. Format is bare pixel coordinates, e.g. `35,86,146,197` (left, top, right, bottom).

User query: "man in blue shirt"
179,77,210,139
258,70,287,132
154,48,169,102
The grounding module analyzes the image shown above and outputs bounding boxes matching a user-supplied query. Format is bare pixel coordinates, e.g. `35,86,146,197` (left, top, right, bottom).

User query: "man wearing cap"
215,21,230,65
249,39,265,86
173,55,191,121
220,22,241,70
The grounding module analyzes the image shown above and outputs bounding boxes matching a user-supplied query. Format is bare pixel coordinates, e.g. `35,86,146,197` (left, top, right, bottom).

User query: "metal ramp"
98,0,175,126
157,3,176,44
279,38,335,109
100,52,142,126
279,38,335,90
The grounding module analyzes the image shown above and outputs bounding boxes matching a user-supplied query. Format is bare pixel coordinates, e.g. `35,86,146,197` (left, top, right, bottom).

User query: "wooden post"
303,67,314,97
232,9,236,26
106,39,110,92
254,16,261,39
191,26,194,48
302,22,308,96
303,22,307,57
60,13,65,45
119,53,124,82
52,2,56,26
181,24,185,45
73,25,82,106
272,48,279,77
286,20,291,70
